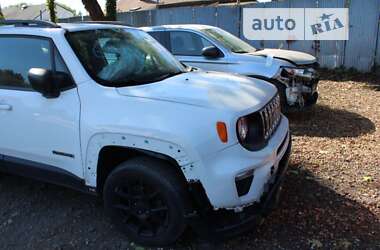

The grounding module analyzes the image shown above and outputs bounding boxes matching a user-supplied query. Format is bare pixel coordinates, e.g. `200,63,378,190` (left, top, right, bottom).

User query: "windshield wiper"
111,71,185,87
128,71,184,85
150,71,184,82
233,50,249,54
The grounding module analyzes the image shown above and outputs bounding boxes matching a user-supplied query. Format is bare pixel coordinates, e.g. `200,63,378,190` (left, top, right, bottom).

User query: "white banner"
243,8,349,41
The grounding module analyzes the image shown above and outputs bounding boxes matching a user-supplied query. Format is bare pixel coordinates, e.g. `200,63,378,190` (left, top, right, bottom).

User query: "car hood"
117,71,276,113
250,49,317,65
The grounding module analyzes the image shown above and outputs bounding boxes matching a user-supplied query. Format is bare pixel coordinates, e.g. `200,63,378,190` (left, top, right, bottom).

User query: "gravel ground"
0,74,379,250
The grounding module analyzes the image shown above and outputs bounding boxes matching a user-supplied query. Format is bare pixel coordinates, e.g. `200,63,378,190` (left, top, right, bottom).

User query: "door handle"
0,104,12,111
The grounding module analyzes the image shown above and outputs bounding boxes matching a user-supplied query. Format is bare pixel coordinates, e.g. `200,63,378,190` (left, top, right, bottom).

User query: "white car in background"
143,24,320,111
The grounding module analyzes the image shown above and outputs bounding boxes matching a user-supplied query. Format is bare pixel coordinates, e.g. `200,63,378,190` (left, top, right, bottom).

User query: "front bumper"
196,115,290,209
188,135,291,238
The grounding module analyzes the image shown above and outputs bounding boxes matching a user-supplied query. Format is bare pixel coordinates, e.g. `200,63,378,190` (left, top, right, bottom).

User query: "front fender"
83,133,201,187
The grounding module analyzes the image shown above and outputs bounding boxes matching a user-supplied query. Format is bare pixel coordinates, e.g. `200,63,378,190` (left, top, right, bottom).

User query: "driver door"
0,35,83,179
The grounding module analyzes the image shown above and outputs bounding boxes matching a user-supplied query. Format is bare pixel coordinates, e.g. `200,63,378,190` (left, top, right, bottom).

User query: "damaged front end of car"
275,65,320,110
185,138,291,240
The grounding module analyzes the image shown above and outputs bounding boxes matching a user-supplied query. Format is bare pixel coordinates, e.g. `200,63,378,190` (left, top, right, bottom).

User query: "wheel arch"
83,133,198,190
96,146,188,193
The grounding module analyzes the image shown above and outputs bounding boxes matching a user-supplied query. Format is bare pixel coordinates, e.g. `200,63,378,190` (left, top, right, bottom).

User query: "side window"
54,49,74,89
0,37,52,89
55,49,69,73
169,31,213,56
149,31,171,51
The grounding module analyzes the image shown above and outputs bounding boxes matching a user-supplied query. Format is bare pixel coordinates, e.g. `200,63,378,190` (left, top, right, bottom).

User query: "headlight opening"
236,95,282,151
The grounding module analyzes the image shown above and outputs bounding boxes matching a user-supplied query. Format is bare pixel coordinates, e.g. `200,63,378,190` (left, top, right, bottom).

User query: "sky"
1,0,106,15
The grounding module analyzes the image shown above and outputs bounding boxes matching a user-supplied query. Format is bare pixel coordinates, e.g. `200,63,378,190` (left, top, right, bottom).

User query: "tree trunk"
47,0,57,22
0,4,4,20
106,0,117,21
81,0,105,21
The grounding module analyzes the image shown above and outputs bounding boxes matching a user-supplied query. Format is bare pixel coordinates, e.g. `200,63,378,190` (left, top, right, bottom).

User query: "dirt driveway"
0,74,379,250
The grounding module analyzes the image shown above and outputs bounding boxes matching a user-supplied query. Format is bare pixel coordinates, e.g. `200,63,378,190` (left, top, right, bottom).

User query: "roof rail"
0,19,61,28
76,21,129,26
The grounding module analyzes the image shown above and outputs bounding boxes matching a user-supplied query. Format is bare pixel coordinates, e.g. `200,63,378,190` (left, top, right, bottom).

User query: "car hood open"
250,49,317,65
117,71,277,113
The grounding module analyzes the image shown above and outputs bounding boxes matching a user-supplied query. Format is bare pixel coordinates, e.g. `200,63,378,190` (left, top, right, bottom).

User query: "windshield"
66,28,186,87
201,27,256,54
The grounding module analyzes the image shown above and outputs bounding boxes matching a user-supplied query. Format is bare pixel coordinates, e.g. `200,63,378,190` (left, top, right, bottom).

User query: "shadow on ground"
287,105,376,138
364,83,380,92
223,164,380,249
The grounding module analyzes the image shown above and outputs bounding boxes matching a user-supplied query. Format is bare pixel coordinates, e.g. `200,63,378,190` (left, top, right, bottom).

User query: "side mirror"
202,46,223,58
28,68,71,98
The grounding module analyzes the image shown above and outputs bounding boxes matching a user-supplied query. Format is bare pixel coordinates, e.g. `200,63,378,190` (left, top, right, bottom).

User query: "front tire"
103,156,189,246
304,92,319,106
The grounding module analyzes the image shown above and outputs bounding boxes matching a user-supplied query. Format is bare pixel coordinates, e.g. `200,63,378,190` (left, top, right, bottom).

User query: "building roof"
118,0,257,12
3,3,76,21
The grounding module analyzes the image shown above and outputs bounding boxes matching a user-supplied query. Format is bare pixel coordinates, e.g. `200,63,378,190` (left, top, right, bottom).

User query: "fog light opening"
235,170,254,197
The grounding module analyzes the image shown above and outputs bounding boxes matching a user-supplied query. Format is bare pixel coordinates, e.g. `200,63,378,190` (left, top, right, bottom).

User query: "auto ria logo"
311,13,345,35
243,8,349,41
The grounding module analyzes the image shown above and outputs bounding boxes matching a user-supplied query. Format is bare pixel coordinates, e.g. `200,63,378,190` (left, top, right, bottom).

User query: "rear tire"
103,156,189,246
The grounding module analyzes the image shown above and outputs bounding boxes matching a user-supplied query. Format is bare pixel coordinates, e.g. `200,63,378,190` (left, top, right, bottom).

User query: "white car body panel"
0,88,83,178
76,74,277,187
200,117,289,208
174,50,293,80
116,71,276,111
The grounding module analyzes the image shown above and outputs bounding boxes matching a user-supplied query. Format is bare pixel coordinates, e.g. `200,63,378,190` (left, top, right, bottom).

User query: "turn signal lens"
216,122,228,143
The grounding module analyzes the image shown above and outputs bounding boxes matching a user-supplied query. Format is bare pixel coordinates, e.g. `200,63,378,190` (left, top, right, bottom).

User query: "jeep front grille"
260,95,282,141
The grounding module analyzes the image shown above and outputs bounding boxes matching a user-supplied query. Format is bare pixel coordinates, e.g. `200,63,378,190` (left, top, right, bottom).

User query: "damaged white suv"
143,24,320,111
0,20,291,246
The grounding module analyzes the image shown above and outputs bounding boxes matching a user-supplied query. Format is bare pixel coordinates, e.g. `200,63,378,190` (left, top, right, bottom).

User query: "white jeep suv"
0,20,291,246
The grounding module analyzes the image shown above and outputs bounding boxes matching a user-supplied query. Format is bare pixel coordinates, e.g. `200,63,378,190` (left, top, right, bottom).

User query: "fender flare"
83,133,201,187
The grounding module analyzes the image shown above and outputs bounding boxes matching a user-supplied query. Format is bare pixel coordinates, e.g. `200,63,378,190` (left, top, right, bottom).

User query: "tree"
47,0,57,22
81,0,106,20
106,0,117,21
81,0,117,21
0,4,4,20
0,70,27,87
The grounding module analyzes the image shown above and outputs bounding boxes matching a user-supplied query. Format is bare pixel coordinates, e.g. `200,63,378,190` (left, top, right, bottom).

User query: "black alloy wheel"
103,156,189,246
112,178,169,238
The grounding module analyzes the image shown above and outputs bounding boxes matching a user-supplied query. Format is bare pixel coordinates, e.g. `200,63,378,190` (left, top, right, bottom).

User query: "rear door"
0,35,83,178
